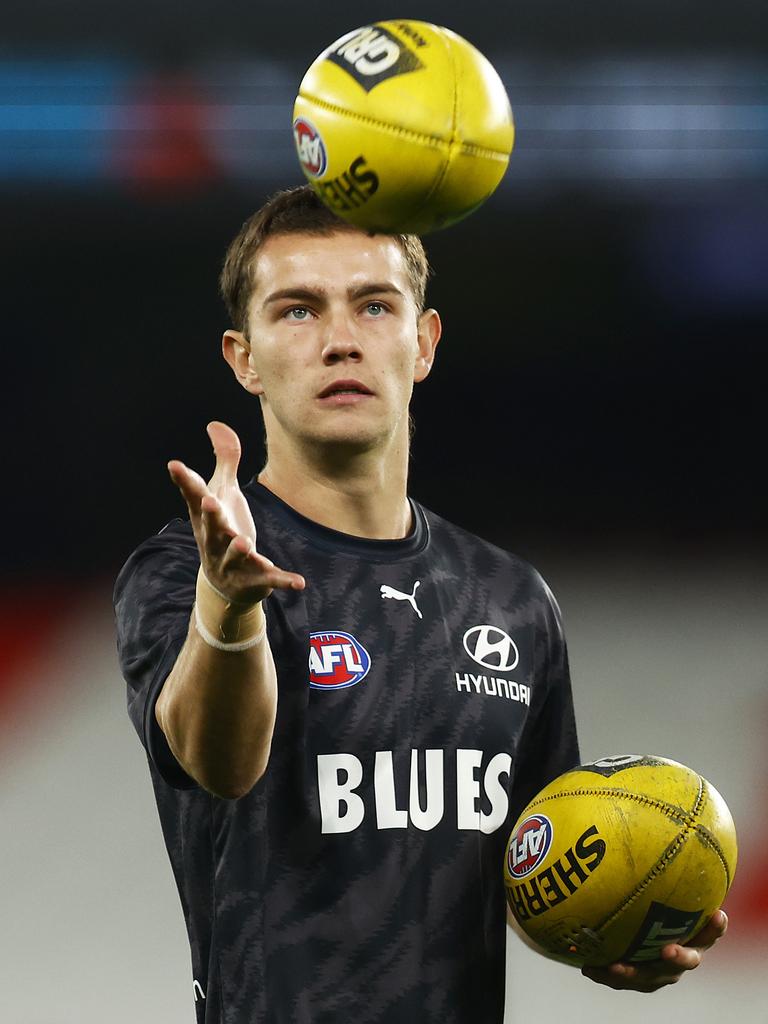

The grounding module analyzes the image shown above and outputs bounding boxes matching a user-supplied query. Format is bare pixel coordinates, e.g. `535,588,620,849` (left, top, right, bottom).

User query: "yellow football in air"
293,20,514,234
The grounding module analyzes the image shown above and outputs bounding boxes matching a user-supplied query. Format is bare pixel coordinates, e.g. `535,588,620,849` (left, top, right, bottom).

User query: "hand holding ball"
293,21,514,234
504,755,737,967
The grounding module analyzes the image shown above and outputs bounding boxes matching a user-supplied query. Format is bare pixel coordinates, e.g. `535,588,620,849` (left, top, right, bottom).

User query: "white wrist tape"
193,607,266,651
193,568,266,652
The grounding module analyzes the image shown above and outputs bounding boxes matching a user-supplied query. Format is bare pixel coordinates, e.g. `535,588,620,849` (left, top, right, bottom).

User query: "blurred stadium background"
1,1,766,1020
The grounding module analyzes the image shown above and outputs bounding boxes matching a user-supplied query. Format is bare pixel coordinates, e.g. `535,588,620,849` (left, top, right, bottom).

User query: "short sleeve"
510,579,580,821
113,519,200,790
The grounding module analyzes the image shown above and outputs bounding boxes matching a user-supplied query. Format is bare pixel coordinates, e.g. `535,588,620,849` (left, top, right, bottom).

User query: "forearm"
156,607,277,799
154,426,305,797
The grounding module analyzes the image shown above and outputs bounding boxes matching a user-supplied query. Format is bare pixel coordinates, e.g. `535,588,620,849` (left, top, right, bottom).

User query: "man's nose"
321,312,363,364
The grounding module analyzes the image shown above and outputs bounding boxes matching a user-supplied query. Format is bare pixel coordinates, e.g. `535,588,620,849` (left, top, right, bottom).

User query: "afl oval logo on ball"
507,814,553,878
309,631,371,689
293,118,327,177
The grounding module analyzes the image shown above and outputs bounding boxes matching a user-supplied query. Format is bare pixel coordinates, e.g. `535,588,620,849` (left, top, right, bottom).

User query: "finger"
589,909,729,992
265,567,307,591
168,460,211,518
206,421,242,489
224,538,306,591
659,944,702,971
201,493,235,525
240,548,307,589
683,909,728,950
582,963,643,983
585,956,688,983
582,962,679,993
199,495,238,555
655,909,728,972
582,964,641,990
168,460,208,497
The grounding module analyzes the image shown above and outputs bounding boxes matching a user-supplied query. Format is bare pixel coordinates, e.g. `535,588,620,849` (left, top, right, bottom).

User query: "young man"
114,186,725,1023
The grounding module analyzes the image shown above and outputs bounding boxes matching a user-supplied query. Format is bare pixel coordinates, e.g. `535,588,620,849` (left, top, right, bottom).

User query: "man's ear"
414,308,442,383
222,330,264,396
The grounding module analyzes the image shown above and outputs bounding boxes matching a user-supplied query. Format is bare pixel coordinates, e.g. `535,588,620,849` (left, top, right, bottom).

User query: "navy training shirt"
114,480,580,1024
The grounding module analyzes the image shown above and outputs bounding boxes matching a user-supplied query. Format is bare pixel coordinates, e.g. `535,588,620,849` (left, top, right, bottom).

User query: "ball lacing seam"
524,785,733,898
594,828,693,934
298,92,510,160
527,787,698,824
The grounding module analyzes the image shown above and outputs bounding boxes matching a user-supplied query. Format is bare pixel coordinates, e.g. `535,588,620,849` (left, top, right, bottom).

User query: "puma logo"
380,581,422,619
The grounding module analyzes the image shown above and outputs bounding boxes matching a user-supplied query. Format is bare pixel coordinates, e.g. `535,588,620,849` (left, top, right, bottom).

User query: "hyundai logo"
462,625,519,671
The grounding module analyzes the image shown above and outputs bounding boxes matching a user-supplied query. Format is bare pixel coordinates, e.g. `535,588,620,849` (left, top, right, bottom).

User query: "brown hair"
219,185,430,334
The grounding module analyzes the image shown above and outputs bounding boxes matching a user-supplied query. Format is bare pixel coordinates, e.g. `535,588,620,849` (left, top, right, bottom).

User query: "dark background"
3,0,766,579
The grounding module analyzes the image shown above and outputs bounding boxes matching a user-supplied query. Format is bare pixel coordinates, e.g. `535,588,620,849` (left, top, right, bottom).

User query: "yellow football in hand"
504,755,738,967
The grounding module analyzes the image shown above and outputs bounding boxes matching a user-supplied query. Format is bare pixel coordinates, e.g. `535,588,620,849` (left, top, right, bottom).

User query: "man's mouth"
317,379,374,399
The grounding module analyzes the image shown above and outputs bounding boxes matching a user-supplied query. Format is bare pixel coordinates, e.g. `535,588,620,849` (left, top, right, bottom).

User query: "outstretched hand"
168,421,305,604
582,909,728,993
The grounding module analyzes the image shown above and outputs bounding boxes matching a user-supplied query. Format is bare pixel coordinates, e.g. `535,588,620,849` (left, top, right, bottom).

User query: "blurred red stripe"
0,586,73,716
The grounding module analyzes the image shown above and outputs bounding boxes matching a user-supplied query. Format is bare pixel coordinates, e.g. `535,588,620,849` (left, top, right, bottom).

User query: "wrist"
194,567,266,651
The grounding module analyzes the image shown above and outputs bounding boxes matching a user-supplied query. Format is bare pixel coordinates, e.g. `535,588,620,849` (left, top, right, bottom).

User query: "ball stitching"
526,786,700,826
298,92,510,160
525,782,732,885
594,827,695,934
522,781,732,948
403,31,460,228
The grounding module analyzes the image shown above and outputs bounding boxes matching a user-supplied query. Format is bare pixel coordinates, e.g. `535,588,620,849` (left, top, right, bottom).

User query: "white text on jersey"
317,749,512,834
310,642,364,675
455,672,531,705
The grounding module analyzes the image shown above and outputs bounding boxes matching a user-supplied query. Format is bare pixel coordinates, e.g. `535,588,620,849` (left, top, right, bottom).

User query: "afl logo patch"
293,117,327,177
309,631,371,689
507,814,553,878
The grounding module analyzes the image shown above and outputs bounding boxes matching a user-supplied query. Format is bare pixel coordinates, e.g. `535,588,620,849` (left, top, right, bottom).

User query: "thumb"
206,421,242,487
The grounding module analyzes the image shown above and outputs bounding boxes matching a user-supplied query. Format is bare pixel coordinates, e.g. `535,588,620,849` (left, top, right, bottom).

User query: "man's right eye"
284,306,311,321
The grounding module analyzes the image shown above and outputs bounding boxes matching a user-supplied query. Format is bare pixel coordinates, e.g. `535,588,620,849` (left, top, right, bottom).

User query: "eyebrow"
262,282,404,306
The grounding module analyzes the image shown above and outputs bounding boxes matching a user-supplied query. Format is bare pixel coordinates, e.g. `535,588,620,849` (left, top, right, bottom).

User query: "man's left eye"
366,302,386,316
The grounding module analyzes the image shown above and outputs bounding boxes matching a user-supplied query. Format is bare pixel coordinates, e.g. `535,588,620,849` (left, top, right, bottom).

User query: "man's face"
224,230,440,455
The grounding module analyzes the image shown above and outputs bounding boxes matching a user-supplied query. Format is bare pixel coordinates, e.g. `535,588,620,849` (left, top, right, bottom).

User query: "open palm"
168,421,304,604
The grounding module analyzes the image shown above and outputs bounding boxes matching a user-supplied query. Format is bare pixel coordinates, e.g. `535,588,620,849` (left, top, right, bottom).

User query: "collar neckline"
244,479,428,562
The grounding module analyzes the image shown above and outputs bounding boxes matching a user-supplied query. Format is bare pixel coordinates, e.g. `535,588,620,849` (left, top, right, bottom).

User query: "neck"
257,428,412,540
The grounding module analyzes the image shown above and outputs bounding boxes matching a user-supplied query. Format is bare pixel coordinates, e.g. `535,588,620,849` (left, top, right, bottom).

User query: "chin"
317,431,381,453
303,422,387,453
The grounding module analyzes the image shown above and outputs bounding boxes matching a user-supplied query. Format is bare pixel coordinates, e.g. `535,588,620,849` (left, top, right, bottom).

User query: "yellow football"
292,20,514,234
504,755,738,967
